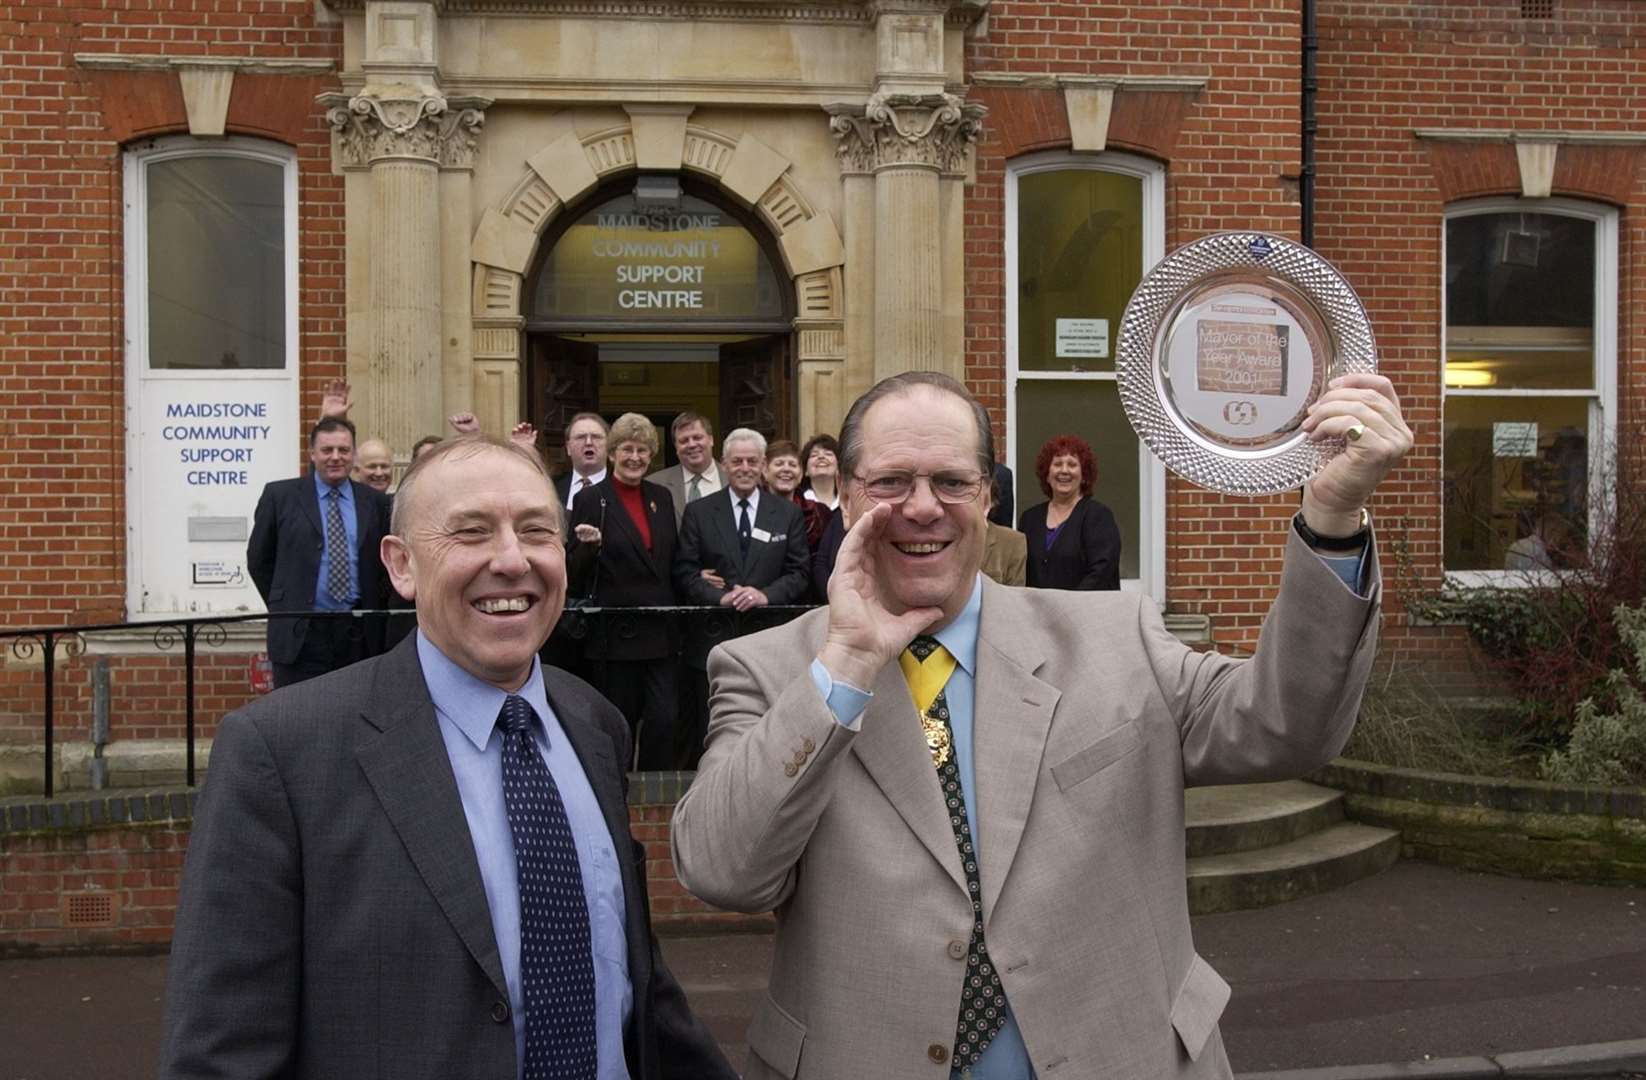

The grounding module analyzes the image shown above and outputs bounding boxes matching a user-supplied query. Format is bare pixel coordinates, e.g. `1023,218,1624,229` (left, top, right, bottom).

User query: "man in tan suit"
673,371,1411,1079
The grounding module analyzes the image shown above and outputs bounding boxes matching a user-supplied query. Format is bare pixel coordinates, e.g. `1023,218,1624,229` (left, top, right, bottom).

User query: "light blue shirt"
311,472,358,610
418,633,633,1080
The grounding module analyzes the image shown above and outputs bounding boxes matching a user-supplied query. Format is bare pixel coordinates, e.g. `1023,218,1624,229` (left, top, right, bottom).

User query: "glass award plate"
1116,232,1376,495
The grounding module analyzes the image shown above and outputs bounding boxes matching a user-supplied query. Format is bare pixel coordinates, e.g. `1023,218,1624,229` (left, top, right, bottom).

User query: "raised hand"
509,421,538,451
1299,373,1414,535
815,502,943,690
447,411,480,435
318,379,352,420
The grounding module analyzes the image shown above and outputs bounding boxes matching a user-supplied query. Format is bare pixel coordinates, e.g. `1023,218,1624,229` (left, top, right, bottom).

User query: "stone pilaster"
829,90,984,376
321,91,489,455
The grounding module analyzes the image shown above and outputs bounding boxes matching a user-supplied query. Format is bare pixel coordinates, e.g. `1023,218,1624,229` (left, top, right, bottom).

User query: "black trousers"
272,615,366,689
592,658,677,772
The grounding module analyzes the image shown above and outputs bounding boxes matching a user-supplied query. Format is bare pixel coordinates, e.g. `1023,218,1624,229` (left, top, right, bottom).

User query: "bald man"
354,439,395,493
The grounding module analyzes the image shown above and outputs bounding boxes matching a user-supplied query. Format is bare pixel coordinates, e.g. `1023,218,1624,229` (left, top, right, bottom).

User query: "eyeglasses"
851,470,986,505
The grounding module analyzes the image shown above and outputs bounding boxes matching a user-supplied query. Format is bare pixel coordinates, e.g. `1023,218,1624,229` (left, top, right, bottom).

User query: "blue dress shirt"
418,633,634,1080
311,473,358,610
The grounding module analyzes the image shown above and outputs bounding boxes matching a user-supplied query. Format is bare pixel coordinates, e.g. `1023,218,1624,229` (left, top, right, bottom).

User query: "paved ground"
2,862,1642,1079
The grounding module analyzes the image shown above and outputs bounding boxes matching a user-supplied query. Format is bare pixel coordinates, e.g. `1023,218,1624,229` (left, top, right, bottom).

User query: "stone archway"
468,112,848,437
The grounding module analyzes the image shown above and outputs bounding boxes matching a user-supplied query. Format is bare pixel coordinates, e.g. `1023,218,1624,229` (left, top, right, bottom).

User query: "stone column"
321,92,487,457
829,91,984,378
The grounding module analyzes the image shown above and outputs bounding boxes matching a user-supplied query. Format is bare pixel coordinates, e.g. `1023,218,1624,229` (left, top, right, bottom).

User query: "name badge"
751,526,772,543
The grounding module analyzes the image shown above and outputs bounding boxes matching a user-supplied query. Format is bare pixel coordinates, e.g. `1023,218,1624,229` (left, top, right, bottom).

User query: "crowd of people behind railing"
246,378,1125,770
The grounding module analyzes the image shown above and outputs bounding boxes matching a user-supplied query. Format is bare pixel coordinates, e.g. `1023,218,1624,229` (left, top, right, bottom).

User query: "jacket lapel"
601,480,666,586
971,581,1060,923
354,638,509,998
850,661,968,896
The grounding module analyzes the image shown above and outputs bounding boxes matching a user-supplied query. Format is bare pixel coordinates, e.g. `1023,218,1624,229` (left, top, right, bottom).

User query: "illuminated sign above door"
531,191,786,322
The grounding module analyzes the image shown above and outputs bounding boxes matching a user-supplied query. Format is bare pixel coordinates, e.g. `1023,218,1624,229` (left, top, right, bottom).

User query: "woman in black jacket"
1017,434,1121,591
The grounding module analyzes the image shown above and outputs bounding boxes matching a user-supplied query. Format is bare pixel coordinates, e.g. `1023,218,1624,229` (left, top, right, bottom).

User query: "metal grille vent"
1520,0,1554,18
63,891,117,928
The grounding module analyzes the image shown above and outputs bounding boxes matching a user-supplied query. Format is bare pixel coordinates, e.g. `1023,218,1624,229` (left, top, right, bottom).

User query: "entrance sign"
1055,318,1109,359
533,193,785,322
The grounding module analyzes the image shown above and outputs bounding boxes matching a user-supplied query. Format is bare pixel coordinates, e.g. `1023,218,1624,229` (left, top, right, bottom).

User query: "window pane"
1015,380,1140,581
1446,212,1594,391
147,157,286,370
1017,170,1142,373
1443,396,1589,571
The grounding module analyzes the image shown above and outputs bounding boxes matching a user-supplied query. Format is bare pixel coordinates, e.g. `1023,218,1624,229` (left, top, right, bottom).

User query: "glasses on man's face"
852,470,985,506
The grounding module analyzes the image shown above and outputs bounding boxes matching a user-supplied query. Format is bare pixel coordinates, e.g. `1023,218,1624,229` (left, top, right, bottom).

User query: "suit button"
490,1000,510,1023
928,1044,949,1065
784,762,798,777
947,940,967,960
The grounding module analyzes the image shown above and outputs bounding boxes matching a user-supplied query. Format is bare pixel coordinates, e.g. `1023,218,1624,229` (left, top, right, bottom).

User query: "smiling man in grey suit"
673,371,1412,1079
162,434,734,1080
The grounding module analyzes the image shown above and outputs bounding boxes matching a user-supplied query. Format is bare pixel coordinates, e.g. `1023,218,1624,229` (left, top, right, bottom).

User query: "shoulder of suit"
543,664,626,738
716,604,828,669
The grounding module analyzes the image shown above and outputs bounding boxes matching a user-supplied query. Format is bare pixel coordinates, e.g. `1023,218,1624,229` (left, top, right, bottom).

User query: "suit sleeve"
1145,528,1382,787
1003,530,1027,587
671,504,724,605
247,485,279,603
760,504,812,605
159,710,301,1078
1076,500,1122,591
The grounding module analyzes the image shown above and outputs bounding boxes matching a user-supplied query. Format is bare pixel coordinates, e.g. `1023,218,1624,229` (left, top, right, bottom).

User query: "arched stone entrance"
468,114,849,441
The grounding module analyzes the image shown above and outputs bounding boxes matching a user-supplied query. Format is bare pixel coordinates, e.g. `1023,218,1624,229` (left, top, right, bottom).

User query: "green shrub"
1540,602,1646,787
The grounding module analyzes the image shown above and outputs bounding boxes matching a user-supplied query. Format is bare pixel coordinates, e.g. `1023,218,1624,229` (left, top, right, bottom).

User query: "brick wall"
0,789,752,954
962,0,1646,662
0,0,345,635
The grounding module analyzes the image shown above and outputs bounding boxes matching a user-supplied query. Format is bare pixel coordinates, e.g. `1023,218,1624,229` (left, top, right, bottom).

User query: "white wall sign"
1056,317,1110,359
1493,421,1538,458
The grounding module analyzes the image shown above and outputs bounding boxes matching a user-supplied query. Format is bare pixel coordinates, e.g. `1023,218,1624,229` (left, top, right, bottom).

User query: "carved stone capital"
319,91,492,169
826,90,986,175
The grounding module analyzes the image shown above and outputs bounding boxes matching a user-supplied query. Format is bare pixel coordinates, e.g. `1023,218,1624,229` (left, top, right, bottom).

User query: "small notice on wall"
1493,422,1538,458
192,561,246,587
1055,318,1110,359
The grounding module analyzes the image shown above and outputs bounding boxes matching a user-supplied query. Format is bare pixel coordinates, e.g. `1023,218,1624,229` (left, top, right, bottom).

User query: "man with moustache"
647,412,726,526
673,371,1411,1078
558,412,610,513
247,416,392,688
164,434,735,1080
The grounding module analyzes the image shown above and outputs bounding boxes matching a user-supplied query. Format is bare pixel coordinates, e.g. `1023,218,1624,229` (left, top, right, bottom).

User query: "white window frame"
123,135,300,616
1005,151,1167,600
1441,196,1617,588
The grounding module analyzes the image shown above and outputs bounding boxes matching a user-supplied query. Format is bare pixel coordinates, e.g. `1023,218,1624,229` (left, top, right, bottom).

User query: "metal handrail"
1,604,819,798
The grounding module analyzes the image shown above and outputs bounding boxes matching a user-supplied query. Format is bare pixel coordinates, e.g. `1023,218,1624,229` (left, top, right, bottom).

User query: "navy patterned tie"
498,694,598,1079
323,487,351,604
737,498,752,556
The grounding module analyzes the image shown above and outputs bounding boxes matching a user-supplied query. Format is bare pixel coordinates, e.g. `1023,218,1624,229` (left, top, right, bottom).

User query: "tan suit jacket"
982,522,1028,587
673,531,1379,1079
645,463,728,526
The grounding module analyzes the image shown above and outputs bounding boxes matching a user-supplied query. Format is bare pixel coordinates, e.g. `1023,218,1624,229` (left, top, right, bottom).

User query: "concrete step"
1186,821,1401,915
1185,780,1345,858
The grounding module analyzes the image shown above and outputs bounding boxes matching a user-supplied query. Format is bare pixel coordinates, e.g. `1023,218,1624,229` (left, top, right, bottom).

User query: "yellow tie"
899,639,957,714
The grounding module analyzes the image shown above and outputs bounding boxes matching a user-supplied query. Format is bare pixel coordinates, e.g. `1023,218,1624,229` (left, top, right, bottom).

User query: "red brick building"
2,0,1641,758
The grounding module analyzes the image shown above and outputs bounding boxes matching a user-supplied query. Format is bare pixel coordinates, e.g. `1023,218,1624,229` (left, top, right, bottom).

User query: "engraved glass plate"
1116,232,1376,495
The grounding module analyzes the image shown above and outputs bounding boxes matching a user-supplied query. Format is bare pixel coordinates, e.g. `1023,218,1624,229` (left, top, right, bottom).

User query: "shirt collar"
416,630,551,752
731,485,760,515
575,467,607,486
929,574,983,677
313,471,352,501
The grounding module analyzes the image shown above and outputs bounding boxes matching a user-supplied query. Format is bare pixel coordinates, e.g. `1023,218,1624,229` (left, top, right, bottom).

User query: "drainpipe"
1301,0,1318,248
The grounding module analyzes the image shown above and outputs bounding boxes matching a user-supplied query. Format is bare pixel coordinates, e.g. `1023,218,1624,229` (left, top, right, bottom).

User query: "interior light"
1444,366,1497,388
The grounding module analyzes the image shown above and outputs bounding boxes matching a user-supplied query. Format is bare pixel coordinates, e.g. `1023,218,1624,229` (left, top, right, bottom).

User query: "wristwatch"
1292,508,1370,552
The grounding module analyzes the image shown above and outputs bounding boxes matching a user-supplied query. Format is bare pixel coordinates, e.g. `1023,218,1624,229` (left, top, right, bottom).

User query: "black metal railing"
1,605,816,799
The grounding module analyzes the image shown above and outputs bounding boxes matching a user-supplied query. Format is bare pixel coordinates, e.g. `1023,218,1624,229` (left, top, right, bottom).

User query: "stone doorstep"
0,740,213,796
1186,822,1402,916
1235,1036,1646,1080
1187,780,1347,858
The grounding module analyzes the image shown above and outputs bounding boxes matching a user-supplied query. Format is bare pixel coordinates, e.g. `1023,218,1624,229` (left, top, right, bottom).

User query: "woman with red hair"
1017,434,1121,590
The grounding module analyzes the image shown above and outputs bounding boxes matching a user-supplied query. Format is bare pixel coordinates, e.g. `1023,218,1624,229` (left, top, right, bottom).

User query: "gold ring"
1346,422,1366,442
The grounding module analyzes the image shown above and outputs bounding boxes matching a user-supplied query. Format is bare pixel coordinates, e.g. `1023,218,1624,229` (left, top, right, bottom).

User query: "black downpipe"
1301,0,1318,248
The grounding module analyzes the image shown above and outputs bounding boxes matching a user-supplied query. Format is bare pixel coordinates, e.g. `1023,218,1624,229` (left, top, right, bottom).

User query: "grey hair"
390,433,556,538
837,371,994,479
722,427,767,459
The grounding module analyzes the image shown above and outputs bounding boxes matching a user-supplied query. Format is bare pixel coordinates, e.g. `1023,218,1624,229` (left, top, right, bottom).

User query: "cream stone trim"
74,53,336,74
720,134,795,209
826,91,985,173
779,211,847,277
321,91,492,168
1412,128,1646,146
435,75,871,108
624,105,694,171
972,72,1206,93
527,131,601,204
1515,142,1558,199
323,0,874,23
1064,85,1113,153
179,67,234,137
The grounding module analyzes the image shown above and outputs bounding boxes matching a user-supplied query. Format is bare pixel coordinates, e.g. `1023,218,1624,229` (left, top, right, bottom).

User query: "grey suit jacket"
645,463,727,526
673,531,1381,1079
161,635,733,1080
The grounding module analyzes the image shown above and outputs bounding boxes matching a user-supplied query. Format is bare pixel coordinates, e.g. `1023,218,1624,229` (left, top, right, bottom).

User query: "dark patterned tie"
902,635,1011,1068
498,694,598,1080
323,487,351,604
737,498,752,557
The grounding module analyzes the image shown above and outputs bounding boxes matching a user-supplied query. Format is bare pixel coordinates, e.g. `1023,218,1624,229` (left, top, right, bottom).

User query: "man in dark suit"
162,434,734,1080
247,416,393,688
556,411,609,513
672,428,810,767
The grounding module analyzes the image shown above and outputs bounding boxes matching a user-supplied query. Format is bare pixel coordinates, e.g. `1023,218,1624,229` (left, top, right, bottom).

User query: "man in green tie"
673,370,1412,1079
